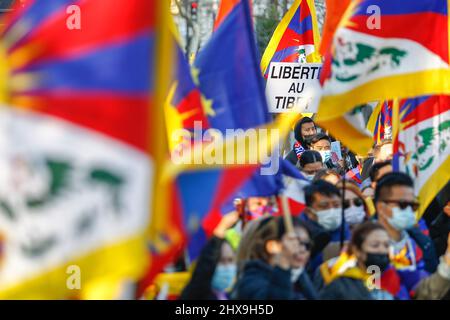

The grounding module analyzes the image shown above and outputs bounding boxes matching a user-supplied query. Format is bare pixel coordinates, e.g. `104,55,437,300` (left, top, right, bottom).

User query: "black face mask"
303,135,314,145
364,253,390,273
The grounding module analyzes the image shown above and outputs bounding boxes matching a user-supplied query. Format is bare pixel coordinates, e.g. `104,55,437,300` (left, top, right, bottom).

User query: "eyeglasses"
298,240,312,251
343,198,364,209
381,199,420,211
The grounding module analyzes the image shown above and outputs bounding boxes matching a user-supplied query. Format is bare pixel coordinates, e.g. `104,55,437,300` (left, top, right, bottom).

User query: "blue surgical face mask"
388,206,416,231
319,150,331,163
344,206,366,225
212,264,237,293
303,173,315,181
314,208,342,231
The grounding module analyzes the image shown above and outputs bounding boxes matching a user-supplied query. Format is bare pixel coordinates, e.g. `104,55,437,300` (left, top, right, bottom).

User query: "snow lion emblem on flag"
409,120,450,174
332,38,407,83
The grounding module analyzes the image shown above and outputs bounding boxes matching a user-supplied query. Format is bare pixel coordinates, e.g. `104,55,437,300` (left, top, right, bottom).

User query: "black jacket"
179,236,223,300
233,260,293,300
293,270,319,300
430,212,450,257
319,276,373,300
285,149,299,166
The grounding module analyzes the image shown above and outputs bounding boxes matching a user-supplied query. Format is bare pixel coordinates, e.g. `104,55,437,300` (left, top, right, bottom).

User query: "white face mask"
319,150,331,163
315,208,342,231
388,206,416,231
344,206,366,225
303,173,315,181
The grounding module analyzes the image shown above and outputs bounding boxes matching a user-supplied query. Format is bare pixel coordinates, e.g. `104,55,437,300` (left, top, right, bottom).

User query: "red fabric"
380,267,401,296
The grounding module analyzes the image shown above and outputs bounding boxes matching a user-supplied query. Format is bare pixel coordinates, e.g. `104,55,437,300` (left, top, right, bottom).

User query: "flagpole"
340,149,348,250
392,98,400,171
280,195,294,234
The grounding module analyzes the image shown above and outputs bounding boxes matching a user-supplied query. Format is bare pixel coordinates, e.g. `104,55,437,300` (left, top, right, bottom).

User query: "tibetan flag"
315,103,376,156
261,0,321,77
172,0,300,260
214,0,241,30
317,0,450,125
0,0,156,299
319,0,352,56
368,101,393,143
164,23,210,153
195,0,270,131
393,95,450,218
345,164,363,186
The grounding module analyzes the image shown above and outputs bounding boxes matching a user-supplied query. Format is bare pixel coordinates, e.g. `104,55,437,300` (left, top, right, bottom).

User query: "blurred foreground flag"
0,0,157,299
317,0,450,154
319,0,351,56
172,0,299,259
393,95,450,217
261,0,321,77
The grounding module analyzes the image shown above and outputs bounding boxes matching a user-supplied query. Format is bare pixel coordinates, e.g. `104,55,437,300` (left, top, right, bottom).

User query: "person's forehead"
365,229,389,243
380,144,393,153
302,122,315,130
389,185,415,199
376,165,393,180
247,197,268,205
314,192,340,202
221,242,235,257
344,190,358,200
304,162,322,170
294,227,309,240
314,139,330,146
325,175,340,184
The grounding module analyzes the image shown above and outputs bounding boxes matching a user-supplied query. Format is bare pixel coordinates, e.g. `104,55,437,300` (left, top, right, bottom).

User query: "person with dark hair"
313,168,341,185
319,222,394,299
310,134,357,174
180,211,240,300
310,133,332,164
290,218,319,300
374,172,438,296
297,150,323,181
233,216,301,299
319,221,450,300
285,117,317,165
360,139,393,191
336,180,370,229
300,180,350,273
369,160,392,190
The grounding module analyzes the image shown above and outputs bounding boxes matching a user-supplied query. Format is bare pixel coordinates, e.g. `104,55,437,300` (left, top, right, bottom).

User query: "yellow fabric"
144,272,191,300
417,157,450,218
0,233,148,299
337,266,370,282
260,0,321,75
317,70,450,121
0,41,8,103
366,101,383,142
365,197,376,217
316,115,373,156
320,252,357,285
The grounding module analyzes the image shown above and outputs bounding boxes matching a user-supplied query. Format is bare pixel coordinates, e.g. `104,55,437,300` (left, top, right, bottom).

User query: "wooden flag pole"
280,195,294,234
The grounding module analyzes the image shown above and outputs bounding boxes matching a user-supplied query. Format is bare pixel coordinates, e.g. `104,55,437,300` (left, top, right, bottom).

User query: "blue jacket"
233,260,293,300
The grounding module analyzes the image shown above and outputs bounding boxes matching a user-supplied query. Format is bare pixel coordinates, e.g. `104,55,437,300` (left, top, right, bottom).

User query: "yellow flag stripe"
318,69,450,122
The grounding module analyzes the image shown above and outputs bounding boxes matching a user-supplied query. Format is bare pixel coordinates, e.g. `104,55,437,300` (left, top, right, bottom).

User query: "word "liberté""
269,64,322,80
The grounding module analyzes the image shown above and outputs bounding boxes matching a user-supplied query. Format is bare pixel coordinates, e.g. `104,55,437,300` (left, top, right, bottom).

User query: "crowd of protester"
166,117,450,300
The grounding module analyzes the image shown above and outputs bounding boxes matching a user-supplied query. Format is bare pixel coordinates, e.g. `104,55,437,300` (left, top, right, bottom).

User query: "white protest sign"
265,62,322,113
331,141,342,164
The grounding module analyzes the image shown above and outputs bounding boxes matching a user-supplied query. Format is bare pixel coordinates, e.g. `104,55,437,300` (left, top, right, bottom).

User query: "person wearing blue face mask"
374,172,439,298
309,133,346,173
300,180,351,273
180,211,239,300
297,150,324,181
